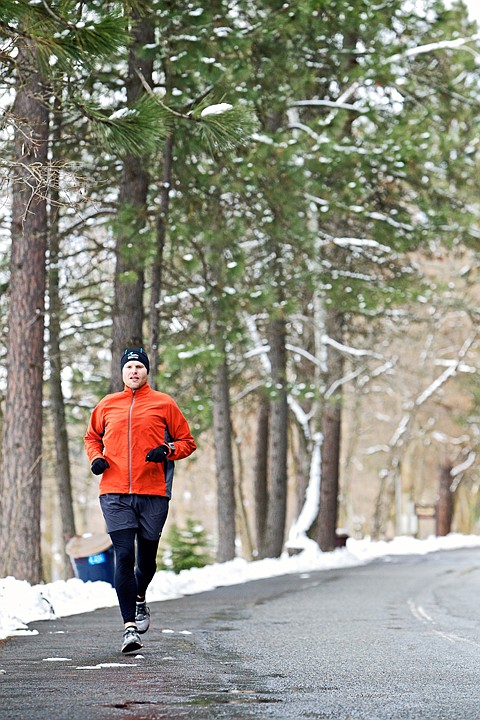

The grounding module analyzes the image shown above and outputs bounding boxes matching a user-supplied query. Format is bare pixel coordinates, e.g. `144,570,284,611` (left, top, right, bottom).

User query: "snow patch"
201,103,233,117
77,663,138,670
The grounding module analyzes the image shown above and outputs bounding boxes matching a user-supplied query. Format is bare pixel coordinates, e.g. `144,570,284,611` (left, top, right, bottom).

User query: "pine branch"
189,83,258,153
0,3,129,73
86,95,173,156
194,104,257,153
134,69,257,154
63,14,130,61
36,14,129,73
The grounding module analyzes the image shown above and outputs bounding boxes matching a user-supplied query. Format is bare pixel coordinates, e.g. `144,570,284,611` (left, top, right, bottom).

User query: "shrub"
159,518,212,574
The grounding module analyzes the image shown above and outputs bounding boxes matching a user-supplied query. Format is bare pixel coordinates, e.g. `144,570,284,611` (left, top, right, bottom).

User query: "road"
1,547,480,719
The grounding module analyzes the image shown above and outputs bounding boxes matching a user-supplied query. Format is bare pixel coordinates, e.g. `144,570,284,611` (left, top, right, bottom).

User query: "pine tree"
0,36,49,582
0,2,132,582
160,518,211,574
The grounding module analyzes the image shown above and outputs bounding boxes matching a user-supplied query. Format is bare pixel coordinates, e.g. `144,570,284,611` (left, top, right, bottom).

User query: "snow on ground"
1,533,480,641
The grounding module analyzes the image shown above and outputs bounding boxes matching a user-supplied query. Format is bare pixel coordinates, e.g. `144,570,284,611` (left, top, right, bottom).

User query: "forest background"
0,0,479,585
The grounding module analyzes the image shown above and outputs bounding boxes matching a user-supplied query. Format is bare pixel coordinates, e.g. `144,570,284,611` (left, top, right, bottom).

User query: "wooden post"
436,462,454,536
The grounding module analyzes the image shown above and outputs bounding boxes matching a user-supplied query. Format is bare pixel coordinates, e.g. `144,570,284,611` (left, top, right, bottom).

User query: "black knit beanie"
121,347,150,374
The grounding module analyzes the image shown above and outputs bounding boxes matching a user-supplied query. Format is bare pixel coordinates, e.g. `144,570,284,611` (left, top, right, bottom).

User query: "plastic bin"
66,532,115,586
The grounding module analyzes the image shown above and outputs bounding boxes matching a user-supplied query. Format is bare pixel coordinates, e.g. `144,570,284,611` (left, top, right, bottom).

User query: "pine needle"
88,95,173,156
194,105,258,154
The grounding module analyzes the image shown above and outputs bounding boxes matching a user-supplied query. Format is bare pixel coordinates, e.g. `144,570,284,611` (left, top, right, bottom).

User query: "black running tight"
109,528,160,624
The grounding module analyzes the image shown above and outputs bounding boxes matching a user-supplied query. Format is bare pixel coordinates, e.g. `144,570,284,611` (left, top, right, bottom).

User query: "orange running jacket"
84,382,196,497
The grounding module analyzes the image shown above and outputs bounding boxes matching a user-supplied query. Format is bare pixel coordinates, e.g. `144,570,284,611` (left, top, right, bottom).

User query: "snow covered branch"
331,236,394,255
358,358,397,388
387,34,480,65
450,451,477,492
414,334,476,407
290,81,363,127
285,343,324,368
324,366,366,399
288,123,327,144
290,99,366,113
244,315,271,375
287,396,313,442
366,334,476,458
387,334,477,449
322,335,385,360
286,432,323,551
434,359,477,374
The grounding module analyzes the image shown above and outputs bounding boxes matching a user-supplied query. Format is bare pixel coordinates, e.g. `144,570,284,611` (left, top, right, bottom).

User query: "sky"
2,533,480,642
464,0,480,23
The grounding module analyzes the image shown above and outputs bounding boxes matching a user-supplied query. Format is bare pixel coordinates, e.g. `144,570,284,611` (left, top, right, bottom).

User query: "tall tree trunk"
311,27,355,551
316,309,345,551
262,316,288,558
253,392,269,556
0,41,48,583
110,13,154,390
234,432,254,560
436,462,454,536
48,100,76,576
212,350,236,562
149,133,174,387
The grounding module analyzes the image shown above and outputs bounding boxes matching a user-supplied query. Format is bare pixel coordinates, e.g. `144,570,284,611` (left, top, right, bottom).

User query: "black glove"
91,458,110,475
145,445,169,463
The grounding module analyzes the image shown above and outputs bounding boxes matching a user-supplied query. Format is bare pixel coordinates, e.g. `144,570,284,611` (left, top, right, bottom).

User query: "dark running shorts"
99,494,170,541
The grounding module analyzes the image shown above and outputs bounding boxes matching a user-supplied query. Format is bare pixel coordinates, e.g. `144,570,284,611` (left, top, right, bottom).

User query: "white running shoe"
121,626,143,654
135,602,151,634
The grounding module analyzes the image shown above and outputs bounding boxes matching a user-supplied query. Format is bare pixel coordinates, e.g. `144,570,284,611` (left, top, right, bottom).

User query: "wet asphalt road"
1,547,480,719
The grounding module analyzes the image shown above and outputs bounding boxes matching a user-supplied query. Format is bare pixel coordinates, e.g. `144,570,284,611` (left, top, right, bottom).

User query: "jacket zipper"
128,389,136,493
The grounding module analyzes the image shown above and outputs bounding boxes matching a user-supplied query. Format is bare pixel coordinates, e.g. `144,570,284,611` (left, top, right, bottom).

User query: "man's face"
122,361,148,389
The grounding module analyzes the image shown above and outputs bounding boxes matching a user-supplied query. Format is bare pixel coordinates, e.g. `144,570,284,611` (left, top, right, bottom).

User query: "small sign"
415,503,436,519
88,553,106,565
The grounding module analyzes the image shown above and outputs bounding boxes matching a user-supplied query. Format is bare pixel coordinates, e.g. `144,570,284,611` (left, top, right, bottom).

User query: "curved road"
1,547,480,719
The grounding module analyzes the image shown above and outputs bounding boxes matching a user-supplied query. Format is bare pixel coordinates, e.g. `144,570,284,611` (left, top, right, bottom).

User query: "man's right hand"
91,458,110,475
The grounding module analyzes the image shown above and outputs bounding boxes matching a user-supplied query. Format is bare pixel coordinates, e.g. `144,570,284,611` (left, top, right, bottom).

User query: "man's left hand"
145,445,169,462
